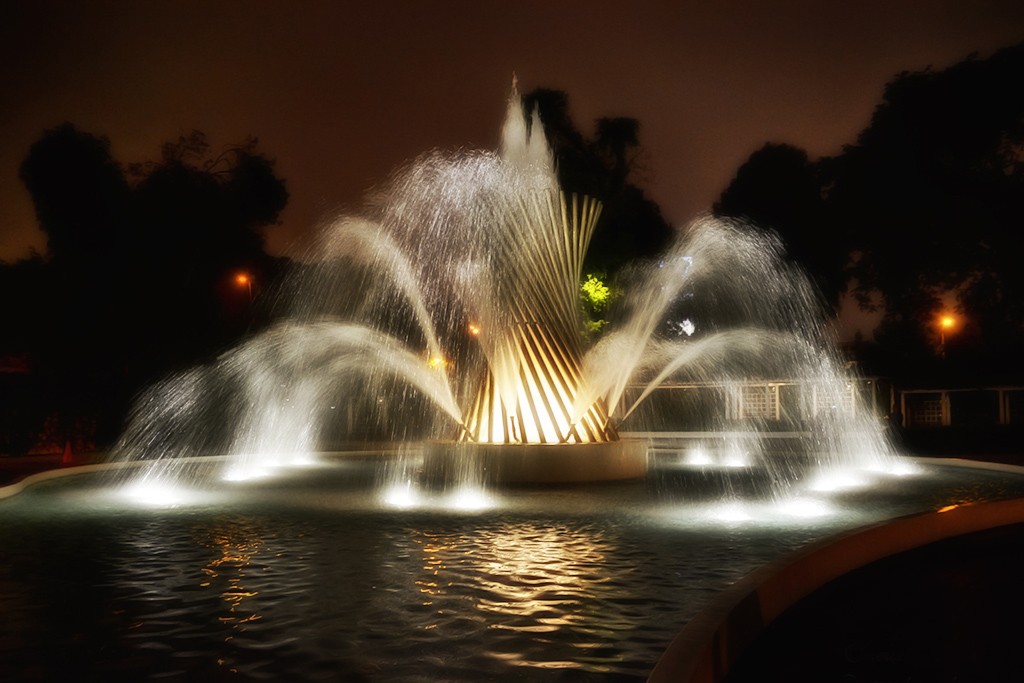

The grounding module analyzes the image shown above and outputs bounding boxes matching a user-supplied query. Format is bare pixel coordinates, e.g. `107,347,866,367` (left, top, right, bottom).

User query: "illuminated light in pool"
447,486,494,511
723,449,751,469
778,497,834,519
284,452,318,468
683,447,713,466
119,479,197,508
382,480,421,509
222,465,276,482
708,502,753,523
869,459,920,477
807,469,872,493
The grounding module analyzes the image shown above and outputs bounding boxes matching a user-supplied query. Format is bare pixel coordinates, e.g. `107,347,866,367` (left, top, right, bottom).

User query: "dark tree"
19,124,131,261
715,143,843,309
9,124,289,451
0,256,50,454
827,41,1024,373
522,88,674,274
594,117,640,192
124,133,288,375
18,126,133,448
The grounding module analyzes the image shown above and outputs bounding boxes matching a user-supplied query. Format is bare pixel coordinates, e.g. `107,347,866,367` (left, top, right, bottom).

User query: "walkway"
725,523,1024,683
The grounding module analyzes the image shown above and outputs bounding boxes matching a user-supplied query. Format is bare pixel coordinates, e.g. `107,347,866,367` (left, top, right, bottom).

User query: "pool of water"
1,454,1022,681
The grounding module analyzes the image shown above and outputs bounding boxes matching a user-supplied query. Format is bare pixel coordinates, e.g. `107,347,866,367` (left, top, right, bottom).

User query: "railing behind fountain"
897,386,1024,428
618,377,889,434
620,430,812,456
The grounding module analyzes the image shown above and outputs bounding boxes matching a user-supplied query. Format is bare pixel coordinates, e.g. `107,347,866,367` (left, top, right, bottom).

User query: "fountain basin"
2,454,1024,681
422,438,649,485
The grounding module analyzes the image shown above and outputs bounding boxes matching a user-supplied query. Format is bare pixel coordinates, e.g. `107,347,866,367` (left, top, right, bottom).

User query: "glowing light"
462,193,613,446
684,447,713,466
382,480,421,509
283,452,317,468
723,449,750,468
427,355,448,370
709,502,753,523
235,272,253,301
468,323,481,336
447,486,493,511
868,459,919,477
808,469,871,493
670,318,696,336
119,479,196,507
939,314,957,330
937,504,959,513
779,498,834,519
222,465,275,482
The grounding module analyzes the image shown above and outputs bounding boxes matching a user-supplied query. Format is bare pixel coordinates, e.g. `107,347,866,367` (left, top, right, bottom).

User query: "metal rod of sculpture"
461,190,618,445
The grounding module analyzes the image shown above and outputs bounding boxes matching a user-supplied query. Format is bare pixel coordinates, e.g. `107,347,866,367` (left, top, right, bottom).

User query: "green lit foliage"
581,273,611,309
580,272,620,336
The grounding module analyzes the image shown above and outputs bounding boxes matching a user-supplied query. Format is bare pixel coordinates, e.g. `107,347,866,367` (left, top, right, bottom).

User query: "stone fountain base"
422,439,649,486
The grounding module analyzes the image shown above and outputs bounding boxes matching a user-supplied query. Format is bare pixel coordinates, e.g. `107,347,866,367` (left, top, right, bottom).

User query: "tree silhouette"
0,256,50,454
710,43,1024,377
828,41,1024,373
522,88,674,275
19,124,132,261
714,143,843,309
6,124,289,452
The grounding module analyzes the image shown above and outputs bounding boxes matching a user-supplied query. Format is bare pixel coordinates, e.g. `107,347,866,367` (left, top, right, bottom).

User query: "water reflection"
197,523,265,633
109,516,301,677
408,522,634,671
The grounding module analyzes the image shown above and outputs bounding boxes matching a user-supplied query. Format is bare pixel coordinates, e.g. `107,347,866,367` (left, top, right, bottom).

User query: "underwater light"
448,486,494,511
119,479,198,508
807,469,872,493
707,502,753,523
723,449,751,468
684,447,713,466
868,459,920,477
382,480,422,509
222,465,276,482
778,497,835,519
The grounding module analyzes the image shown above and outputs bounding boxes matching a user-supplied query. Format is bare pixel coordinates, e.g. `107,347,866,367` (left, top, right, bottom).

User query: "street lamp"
938,313,957,358
235,273,253,302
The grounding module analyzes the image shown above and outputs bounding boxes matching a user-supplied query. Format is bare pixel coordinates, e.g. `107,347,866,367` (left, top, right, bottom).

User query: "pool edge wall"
422,439,649,485
647,457,1024,683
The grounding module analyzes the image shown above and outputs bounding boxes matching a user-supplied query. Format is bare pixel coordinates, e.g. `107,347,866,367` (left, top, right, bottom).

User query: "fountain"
3,87,1024,682
109,87,891,490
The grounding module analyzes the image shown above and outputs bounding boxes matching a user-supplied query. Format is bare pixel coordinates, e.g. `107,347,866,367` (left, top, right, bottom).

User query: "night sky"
3,0,1023,264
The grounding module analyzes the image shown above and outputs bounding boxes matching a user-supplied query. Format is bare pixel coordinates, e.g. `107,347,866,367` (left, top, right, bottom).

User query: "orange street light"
938,313,958,357
235,272,253,302
468,323,481,337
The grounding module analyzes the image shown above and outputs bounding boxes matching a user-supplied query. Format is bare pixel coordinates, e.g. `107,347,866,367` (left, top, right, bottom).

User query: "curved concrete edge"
647,457,1024,683
422,439,649,485
0,449,419,502
0,460,142,501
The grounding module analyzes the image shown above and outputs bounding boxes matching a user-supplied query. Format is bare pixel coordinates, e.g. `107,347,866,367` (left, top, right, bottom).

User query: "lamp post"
235,273,253,303
938,313,957,358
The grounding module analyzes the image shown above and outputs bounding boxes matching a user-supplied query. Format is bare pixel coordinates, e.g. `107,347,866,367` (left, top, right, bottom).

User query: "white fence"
897,387,1024,428
621,378,885,430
